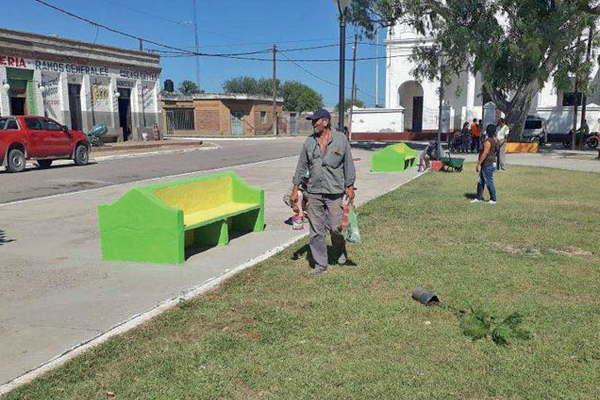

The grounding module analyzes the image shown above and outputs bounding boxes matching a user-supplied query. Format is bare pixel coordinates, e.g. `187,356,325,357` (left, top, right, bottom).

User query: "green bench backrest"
151,176,235,215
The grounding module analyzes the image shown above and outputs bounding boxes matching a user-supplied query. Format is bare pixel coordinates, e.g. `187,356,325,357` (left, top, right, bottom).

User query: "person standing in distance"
291,109,356,275
471,124,498,204
496,118,509,170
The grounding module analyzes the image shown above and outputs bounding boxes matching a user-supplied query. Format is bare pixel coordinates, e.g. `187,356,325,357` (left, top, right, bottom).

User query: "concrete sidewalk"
456,152,600,173
0,148,422,386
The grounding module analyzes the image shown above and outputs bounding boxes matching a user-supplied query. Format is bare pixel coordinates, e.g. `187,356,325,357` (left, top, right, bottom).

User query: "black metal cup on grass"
412,287,440,306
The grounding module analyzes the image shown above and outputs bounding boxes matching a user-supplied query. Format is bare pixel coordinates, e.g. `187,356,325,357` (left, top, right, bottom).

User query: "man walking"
291,109,356,275
471,124,498,204
496,118,509,170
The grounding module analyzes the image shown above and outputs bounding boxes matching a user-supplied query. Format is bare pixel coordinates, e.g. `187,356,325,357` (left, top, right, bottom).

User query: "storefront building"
0,28,161,141
161,94,285,136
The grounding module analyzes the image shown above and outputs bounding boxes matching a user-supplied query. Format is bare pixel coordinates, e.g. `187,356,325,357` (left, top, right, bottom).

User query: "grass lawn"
5,165,600,400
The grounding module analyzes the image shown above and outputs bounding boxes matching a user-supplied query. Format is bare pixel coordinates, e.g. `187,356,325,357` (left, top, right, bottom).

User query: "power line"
279,52,376,101
32,0,391,65
32,0,276,59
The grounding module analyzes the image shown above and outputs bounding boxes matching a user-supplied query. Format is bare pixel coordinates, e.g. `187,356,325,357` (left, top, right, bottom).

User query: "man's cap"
306,108,331,121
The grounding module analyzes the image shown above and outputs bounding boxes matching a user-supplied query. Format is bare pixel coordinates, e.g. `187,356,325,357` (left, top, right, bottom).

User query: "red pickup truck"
0,115,90,173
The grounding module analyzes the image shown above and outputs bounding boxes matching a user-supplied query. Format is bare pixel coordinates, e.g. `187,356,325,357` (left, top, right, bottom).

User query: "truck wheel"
74,144,89,166
7,148,26,173
37,160,53,169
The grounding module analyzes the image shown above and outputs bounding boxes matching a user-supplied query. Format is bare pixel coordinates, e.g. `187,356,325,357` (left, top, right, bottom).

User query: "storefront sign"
0,55,27,67
0,54,158,81
35,60,110,77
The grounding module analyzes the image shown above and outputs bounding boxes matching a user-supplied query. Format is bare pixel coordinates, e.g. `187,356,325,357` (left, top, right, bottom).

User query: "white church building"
352,22,600,136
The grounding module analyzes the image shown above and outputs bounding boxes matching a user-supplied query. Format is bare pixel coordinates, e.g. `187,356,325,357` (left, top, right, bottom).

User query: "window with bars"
166,108,195,130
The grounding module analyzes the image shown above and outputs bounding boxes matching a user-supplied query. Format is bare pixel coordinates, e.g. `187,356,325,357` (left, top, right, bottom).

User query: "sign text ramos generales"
0,54,158,81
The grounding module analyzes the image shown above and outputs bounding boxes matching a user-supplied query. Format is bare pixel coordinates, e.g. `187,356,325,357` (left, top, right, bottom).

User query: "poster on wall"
91,78,110,112
41,72,60,120
142,81,155,112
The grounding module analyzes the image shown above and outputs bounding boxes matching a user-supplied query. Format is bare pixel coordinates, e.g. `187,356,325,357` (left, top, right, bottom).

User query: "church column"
464,71,476,122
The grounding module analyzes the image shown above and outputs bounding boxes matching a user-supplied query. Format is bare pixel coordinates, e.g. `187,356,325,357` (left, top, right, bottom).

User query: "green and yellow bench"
98,171,265,264
371,143,418,172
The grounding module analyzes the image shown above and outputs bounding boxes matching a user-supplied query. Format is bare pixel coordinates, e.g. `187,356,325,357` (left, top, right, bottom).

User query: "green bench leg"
192,220,229,247
231,208,265,234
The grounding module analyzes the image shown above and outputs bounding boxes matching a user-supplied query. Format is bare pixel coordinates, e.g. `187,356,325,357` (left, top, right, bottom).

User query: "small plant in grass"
459,308,532,346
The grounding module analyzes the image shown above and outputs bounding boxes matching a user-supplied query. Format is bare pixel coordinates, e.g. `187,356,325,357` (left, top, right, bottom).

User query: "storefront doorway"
7,68,35,116
231,112,244,135
117,88,132,141
9,97,25,115
68,84,83,130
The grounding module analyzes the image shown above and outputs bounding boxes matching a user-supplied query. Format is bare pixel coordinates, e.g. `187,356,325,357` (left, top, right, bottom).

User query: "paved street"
0,142,423,386
0,138,305,204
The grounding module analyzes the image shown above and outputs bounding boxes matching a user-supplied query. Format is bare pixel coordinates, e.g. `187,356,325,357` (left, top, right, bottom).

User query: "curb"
168,136,305,141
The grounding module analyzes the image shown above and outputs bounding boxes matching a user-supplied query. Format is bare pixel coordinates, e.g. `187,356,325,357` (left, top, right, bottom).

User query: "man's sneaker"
337,253,347,265
488,200,497,205
310,265,328,276
470,198,481,203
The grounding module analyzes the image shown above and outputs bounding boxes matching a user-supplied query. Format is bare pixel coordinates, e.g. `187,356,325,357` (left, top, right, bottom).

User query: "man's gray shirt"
293,130,356,194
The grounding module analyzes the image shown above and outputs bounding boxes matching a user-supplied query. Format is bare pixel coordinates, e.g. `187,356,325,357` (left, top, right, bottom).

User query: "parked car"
0,115,90,173
522,115,546,144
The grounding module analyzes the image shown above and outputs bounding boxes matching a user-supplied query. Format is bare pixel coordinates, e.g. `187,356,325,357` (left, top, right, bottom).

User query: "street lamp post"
335,0,351,132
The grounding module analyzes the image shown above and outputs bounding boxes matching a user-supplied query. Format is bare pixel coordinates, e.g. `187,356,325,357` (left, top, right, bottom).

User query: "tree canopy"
350,0,599,135
178,80,202,96
336,98,365,111
223,77,323,112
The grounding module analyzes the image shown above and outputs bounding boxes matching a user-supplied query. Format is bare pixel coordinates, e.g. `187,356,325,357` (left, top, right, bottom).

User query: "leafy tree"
350,0,599,138
223,77,280,97
178,80,202,95
223,76,259,95
223,77,323,112
336,98,365,112
281,81,324,111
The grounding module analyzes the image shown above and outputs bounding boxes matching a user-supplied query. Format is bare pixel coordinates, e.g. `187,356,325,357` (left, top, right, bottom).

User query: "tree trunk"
494,80,539,142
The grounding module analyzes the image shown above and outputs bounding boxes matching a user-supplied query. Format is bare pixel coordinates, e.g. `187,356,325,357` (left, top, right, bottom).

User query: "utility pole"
437,54,445,145
580,24,594,141
348,33,358,139
272,44,278,136
139,38,143,51
192,0,201,87
375,30,379,107
337,9,347,131
571,36,582,151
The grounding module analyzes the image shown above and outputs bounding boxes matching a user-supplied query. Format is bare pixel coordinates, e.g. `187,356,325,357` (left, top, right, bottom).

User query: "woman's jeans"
476,164,497,201
462,136,471,153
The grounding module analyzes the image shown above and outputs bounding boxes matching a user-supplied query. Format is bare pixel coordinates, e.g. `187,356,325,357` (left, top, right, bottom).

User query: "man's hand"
290,187,300,213
345,186,355,202
476,164,480,173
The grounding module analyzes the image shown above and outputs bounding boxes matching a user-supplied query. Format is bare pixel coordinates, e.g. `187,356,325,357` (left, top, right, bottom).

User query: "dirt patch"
493,242,542,257
549,247,593,257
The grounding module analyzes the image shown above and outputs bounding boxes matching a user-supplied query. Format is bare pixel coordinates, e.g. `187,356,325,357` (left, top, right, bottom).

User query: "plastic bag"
344,205,361,243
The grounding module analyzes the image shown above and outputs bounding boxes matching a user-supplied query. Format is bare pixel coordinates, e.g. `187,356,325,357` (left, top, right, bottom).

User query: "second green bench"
371,143,418,172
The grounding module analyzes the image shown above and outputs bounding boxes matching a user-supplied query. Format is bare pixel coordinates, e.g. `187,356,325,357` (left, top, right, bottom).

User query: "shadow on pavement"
0,229,15,245
0,162,97,175
185,227,261,260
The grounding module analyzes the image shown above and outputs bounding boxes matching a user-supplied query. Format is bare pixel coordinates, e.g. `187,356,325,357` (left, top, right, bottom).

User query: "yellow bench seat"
184,202,260,229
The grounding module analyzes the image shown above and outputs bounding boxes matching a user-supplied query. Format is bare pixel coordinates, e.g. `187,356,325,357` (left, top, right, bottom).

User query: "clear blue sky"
3,0,387,107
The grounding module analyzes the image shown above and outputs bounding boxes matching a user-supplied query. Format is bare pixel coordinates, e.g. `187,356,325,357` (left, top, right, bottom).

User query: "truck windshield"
0,118,19,130
525,120,543,130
